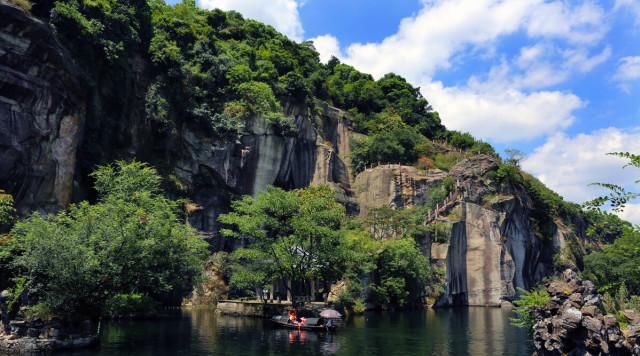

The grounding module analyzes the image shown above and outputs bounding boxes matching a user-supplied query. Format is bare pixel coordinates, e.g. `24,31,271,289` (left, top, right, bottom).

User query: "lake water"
64,307,532,356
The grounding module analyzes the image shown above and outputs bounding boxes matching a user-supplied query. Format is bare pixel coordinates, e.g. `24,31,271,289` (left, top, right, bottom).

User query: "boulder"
532,270,636,356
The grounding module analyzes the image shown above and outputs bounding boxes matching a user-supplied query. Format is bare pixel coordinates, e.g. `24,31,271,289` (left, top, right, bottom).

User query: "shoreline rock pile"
0,318,97,353
533,270,640,355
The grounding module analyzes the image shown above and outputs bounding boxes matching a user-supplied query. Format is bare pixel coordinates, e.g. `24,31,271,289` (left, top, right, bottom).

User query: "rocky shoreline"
0,318,98,353
532,270,640,355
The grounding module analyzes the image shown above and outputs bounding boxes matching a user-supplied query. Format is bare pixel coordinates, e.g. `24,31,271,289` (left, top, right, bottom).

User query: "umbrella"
319,309,342,319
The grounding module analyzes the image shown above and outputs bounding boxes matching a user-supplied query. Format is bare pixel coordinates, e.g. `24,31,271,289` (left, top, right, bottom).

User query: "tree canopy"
219,186,347,299
0,161,208,318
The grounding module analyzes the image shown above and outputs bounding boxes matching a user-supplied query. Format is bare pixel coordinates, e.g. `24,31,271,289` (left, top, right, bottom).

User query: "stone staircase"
423,180,464,225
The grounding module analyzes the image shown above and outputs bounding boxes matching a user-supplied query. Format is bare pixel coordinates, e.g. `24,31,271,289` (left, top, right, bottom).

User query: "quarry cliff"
0,0,592,307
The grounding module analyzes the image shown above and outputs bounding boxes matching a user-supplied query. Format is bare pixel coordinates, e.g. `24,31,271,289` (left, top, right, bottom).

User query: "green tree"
1,161,208,318
584,227,640,294
219,186,347,302
447,131,475,150
371,237,430,306
584,152,640,212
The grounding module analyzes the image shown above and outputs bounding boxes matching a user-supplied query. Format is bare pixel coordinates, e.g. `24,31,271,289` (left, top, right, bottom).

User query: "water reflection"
64,307,531,356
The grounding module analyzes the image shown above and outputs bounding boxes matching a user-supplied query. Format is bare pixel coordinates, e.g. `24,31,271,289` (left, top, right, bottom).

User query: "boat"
270,315,337,331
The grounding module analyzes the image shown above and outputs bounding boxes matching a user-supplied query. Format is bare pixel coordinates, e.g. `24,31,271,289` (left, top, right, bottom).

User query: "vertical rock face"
436,197,561,306
0,4,583,307
438,203,514,306
0,2,83,214
353,165,447,217
435,155,563,307
0,3,355,237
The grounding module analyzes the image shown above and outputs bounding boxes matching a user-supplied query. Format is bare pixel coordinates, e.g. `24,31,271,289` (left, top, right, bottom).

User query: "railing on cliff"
423,179,465,225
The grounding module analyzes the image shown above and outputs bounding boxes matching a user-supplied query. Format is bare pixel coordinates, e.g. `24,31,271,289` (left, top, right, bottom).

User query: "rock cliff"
353,164,447,217
433,155,569,306
0,2,356,250
0,1,83,214
0,1,582,308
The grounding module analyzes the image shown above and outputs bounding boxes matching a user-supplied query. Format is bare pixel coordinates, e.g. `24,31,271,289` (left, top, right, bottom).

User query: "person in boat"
288,309,305,326
288,309,298,324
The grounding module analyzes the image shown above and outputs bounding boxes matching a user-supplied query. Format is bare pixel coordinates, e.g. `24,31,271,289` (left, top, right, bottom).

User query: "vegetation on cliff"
582,152,640,299
0,162,208,319
218,186,432,308
2,0,638,324
39,0,490,170
513,152,640,332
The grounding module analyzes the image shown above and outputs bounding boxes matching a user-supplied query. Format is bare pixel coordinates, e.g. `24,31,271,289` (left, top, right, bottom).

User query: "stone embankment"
533,270,640,355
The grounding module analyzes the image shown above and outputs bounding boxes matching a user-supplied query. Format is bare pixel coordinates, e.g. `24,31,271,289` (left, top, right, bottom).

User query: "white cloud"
198,0,304,41
614,56,640,81
424,80,583,142
318,0,608,143
309,34,342,63
466,45,610,92
613,56,640,92
332,0,607,81
619,204,640,225
615,0,640,26
521,128,640,208
525,1,607,43
563,46,612,73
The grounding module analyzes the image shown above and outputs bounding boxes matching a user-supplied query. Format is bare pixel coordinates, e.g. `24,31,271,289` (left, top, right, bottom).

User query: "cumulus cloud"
521,128,640,208
525,1,607,43
618,204,640,225
309,34,342,63
314,0,608,143
331,0,607,81
198,0,304,41
423,80,583,142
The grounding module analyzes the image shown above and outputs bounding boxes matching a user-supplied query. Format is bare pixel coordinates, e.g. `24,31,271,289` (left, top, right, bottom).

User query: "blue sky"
170,0,640,222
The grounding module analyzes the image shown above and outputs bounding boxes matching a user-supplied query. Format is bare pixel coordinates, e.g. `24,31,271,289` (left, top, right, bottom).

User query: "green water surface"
63,307,531,356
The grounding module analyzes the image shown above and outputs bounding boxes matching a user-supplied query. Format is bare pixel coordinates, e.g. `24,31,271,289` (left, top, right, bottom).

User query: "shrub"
433,152,464,171
0,190,16,233
2,162,208,318
447,131,475,150
104,293,159,318
469,141,496,156
371,238,430,306
416,156,435,170
191,252,229,305
426,222,451,243
584,227,640,294
352,299,366,314
511,287,550,331
24,303,54,321
493,163,523,185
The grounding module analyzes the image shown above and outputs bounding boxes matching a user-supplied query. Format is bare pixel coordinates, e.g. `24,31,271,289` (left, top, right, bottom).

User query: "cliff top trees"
0,161,208,319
